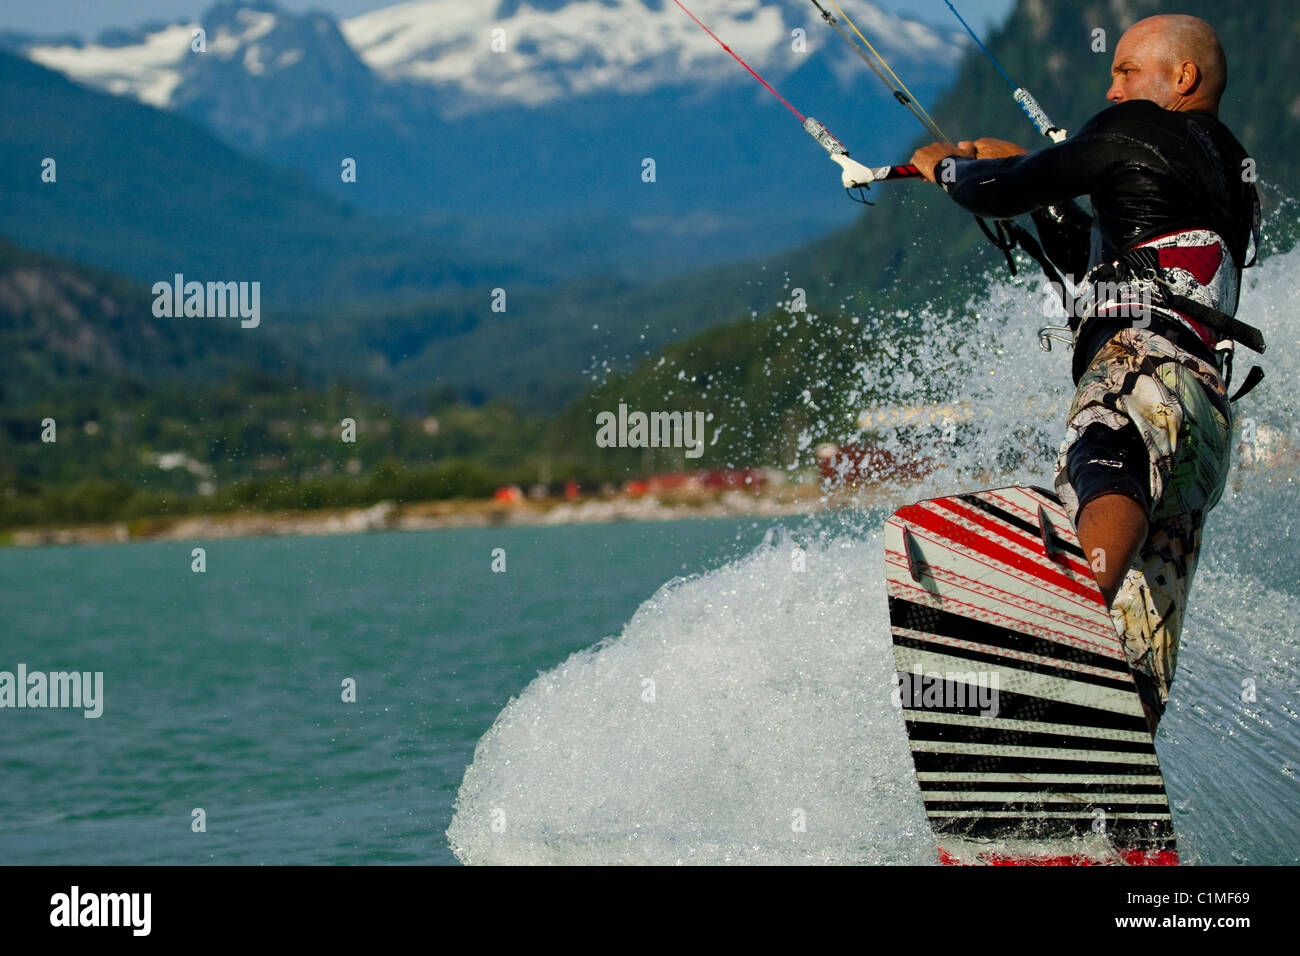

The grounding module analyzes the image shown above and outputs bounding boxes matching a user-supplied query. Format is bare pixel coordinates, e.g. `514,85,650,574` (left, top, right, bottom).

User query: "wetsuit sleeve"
939,112,1122,220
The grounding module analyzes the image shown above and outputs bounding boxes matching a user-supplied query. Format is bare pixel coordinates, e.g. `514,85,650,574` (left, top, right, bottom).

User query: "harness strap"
978,217,1074,312
1090,246,1267,354
1151,288,1266,354
976,217,1020,276
1229,365,1265,403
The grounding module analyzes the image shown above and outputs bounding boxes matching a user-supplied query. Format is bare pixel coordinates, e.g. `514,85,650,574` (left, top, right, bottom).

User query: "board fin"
1037,503,1057,558
902,527,923,582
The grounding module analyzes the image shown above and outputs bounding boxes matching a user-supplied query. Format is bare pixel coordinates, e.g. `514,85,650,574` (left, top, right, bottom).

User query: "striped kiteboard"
884,485,1178,866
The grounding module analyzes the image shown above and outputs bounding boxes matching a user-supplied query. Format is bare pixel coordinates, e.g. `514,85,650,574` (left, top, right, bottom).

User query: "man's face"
1107,27,1177,107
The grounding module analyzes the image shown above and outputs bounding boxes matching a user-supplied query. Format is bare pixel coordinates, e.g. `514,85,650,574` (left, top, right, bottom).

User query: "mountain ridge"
0,49,542,305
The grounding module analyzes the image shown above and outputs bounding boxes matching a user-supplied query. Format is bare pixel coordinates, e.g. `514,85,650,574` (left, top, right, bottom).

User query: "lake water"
0,517,798,864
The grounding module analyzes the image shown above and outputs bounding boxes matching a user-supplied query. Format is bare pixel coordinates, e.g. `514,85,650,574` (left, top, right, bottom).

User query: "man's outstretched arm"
911,129,1116,218
913,136,1102,281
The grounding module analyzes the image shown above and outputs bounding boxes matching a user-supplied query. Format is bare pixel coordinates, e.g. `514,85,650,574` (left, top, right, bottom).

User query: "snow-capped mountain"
24,0,964,118
170,3,384,143
13,0,969,277
26,1,384,143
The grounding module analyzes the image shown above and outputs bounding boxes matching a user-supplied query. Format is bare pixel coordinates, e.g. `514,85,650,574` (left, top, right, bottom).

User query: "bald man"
910,15,1262,733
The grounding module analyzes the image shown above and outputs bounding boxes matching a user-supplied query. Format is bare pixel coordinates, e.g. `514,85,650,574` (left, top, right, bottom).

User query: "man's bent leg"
1054,330,1233,735
1076,492,1149,606
1075,492,1159,733
1059,418,1159,733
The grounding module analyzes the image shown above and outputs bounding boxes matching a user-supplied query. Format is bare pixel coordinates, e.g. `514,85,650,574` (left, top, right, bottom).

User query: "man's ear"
1176,59,1201,95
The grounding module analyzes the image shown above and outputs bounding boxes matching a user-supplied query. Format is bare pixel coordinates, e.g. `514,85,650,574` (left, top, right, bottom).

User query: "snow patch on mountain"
341,0,962,110
19,0,963,116
26,22,193,106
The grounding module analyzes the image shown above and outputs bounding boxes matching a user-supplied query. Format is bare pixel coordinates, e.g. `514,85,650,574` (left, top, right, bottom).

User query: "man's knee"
1065,421,1152,517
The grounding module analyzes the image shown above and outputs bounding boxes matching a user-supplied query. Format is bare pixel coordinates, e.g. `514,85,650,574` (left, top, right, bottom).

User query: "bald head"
1108,15,1226,115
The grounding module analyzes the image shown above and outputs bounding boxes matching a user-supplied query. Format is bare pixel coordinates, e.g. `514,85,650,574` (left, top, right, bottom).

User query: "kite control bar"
803,116,922,187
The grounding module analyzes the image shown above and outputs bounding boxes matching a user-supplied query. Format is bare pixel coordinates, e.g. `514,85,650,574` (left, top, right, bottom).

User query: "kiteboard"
884,485,1178,865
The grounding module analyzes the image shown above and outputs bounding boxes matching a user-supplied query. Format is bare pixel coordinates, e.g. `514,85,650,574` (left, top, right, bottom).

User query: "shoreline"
2,485,872,548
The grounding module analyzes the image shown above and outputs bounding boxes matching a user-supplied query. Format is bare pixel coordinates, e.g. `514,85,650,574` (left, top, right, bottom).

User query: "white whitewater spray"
448,238,1300,865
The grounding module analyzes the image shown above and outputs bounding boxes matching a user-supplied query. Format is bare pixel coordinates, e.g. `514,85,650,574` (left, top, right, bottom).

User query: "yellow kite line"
829,0,948,142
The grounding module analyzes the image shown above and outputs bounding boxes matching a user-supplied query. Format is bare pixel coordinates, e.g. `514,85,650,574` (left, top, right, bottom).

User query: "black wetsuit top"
941,99,1258,372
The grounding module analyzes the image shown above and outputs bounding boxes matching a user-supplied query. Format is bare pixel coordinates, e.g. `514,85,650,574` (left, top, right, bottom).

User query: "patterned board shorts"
1053,327,1233,709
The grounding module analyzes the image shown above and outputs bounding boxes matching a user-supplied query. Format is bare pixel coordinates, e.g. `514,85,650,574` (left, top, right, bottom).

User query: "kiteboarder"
909,14,1263,733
